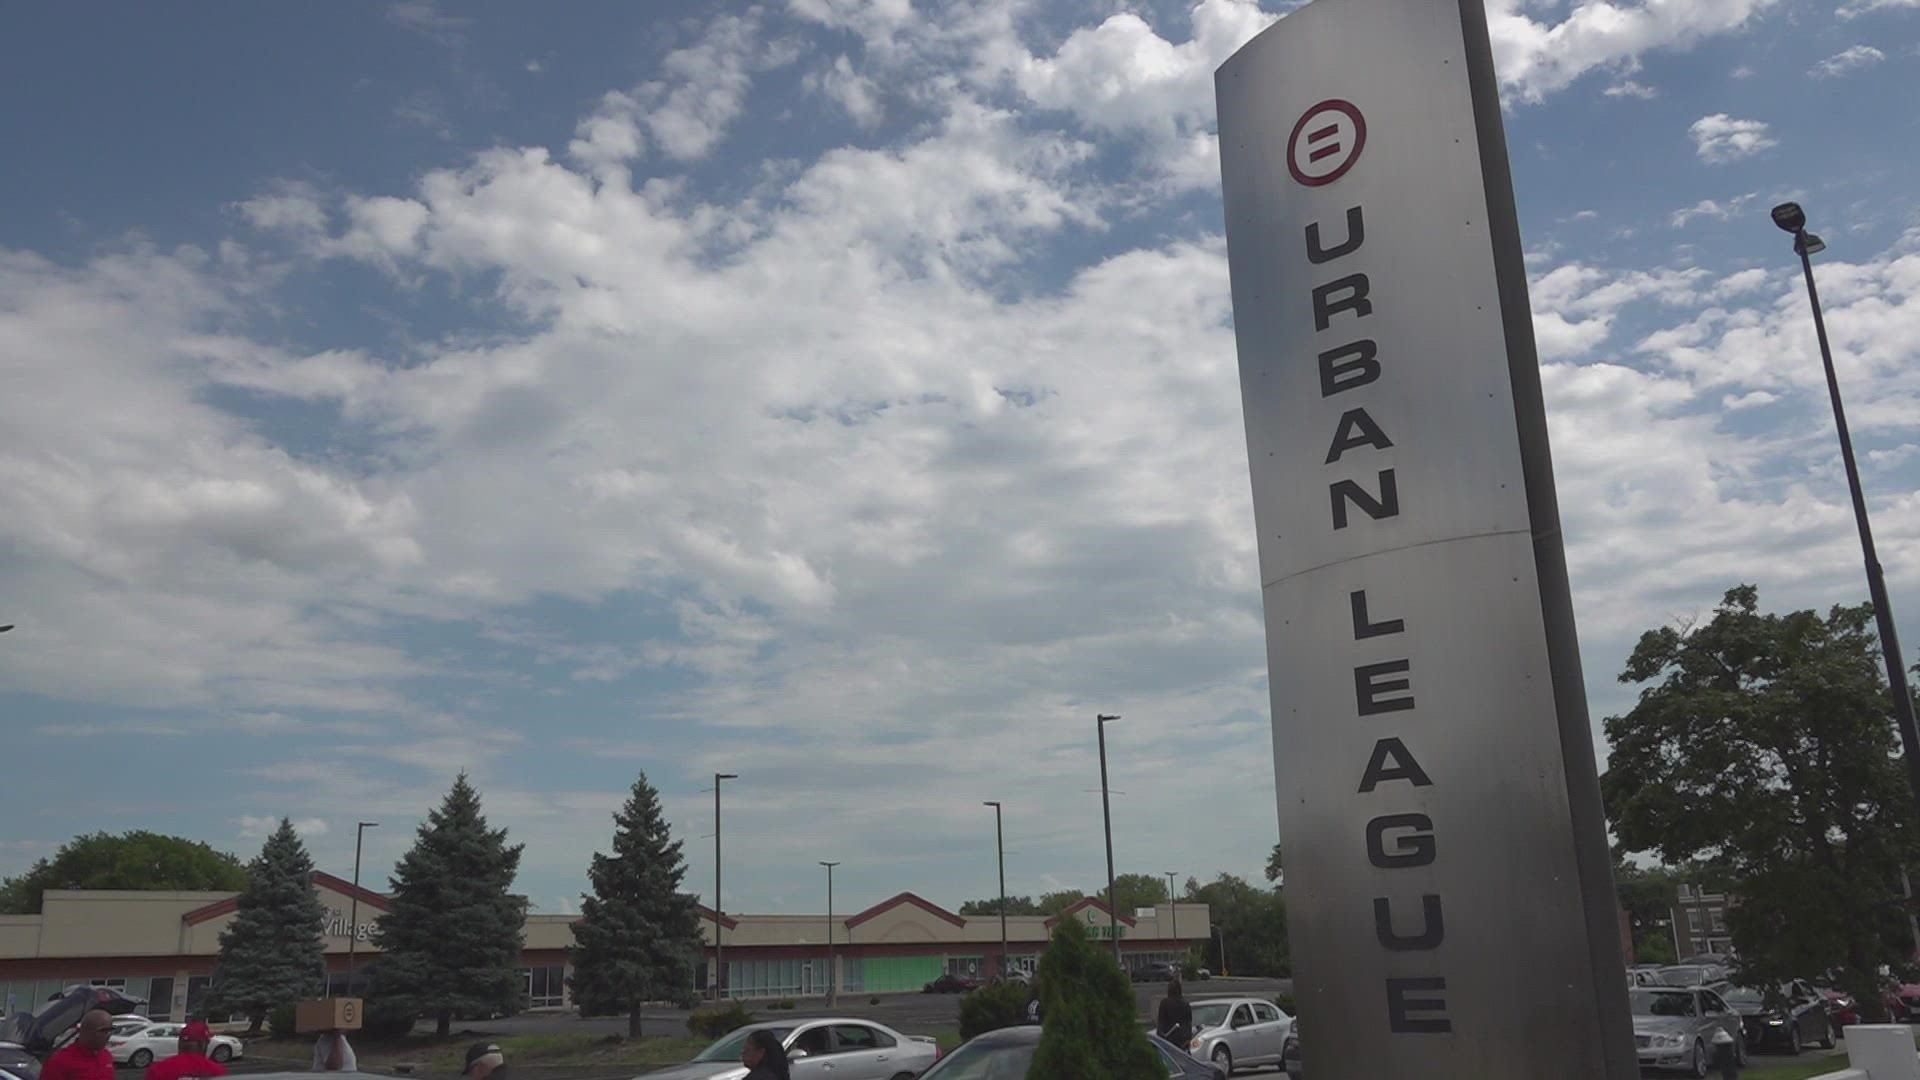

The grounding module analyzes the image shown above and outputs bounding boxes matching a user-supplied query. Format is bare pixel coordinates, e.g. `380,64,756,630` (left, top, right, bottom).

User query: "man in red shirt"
144,1021,227,1080
40,1009,114,1080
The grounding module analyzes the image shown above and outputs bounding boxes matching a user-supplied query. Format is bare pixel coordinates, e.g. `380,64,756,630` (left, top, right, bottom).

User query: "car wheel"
1789,1022,1802,1056
1818,1018,1836,1050
1736,1033,1748,1066
1690,1039,1708,1079
1212,1046,1233,1076
211,1045,232,1063
129,1050,153,1069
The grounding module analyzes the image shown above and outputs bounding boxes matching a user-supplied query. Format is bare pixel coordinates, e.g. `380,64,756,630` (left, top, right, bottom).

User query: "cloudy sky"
1,0,1917,918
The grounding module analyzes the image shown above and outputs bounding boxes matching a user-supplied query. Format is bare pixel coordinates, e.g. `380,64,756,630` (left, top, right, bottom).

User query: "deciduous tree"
0,832,246,915
568,772,704,1037
1604,586,1920,1015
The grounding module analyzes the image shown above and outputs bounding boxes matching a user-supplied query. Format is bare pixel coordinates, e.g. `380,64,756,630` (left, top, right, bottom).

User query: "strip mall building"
0,872,1211,1019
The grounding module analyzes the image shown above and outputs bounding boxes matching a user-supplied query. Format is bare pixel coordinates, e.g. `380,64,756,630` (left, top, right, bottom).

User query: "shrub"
1031,921,1161,1079
267,1003,297,1039
1274,992,1296,1015
687,1001,757,1040
869,996,880,1006
959,981,1029,1040
360,1001,419,1041
770,999,797,1011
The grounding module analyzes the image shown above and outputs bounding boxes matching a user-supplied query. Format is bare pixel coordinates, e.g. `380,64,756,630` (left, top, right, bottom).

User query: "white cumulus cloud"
1690,114,1777,163
1810,44,1886,77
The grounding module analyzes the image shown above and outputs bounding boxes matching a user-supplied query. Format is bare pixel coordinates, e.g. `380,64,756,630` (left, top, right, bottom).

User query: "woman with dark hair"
741,1030,791,1080
1157,978,1193,1047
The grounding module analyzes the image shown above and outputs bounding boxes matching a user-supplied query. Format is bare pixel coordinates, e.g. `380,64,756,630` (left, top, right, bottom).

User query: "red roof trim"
182,871,392,926
843,892,966,930
1044,897,1137,929
696,906,740,930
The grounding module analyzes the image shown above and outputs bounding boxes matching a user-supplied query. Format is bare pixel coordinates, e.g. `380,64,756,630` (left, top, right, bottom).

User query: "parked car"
0,1042,39,1080
1631,986,1744,1077
645,1019,940,1080
107,1022,245,1069
1282,1022,1302,1078
1628,966,1665,988
1187,997,1293,1075
1141,961,1179,982
1723,981,1835,1055
916,1023,1223,1079
1,987,147,1057
1658,965,1726,988
924,973,978,994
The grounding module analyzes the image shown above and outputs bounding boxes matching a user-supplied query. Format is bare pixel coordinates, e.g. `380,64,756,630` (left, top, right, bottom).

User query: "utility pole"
820,861,839,1006
1097,714,1122,966
343,821,378,998
713,772,737,1001
984,801,1007,976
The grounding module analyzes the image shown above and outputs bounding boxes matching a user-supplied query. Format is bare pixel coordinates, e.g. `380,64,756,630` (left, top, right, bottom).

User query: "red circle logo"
1287,99,1367,187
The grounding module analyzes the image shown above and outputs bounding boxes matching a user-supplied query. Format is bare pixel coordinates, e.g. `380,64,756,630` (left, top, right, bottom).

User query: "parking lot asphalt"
459,976,1297,1041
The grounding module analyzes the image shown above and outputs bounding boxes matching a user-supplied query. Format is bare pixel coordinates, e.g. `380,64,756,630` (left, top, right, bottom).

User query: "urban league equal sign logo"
1287,99,1367,187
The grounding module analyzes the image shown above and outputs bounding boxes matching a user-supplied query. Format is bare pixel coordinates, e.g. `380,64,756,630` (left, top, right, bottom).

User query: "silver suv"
1187,997,1294,1075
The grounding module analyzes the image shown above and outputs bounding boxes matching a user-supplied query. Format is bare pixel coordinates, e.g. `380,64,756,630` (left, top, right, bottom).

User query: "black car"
915,1023,1226,1079
923,973,979,994
1724,980,1835,1055
0,1041,42,1080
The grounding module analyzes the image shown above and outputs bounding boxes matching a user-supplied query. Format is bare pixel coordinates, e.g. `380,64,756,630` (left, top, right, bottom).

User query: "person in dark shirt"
741,1030,790,1080
41,1010,115,1080
145,1021,227,1080
1157,978,1194,1048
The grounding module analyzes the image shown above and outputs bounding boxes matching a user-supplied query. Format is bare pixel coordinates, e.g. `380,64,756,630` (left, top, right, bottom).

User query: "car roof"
1192,996,1266,1005
968,1025,1042,1046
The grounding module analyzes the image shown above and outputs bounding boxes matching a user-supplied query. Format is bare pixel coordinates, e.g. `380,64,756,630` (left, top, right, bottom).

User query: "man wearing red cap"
144,1021,228,1080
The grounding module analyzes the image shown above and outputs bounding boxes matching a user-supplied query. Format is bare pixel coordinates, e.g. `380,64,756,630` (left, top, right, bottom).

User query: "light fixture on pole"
1771,202,1920,814
1164,871,1179,959
984,801,1008,975
0,625,14,633
345,821,378,998
713,772,738,1001
1096,713,1122,966
819,861,840,1007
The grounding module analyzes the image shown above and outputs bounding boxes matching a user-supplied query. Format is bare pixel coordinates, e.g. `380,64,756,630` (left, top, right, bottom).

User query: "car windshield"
1632,990,1697,1017
1722,986,1784,1005
1191,1003,1233,1029
920,1041,1038,1079
692,1026,794,1062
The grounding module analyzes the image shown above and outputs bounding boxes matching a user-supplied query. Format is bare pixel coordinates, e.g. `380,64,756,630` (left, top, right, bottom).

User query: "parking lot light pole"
714,772,738,1001
984,801,1007,974
1771,202,1920,815
820,861,839,1006
1097,714,1122,966
344,821,378,997
1164,872,1179,957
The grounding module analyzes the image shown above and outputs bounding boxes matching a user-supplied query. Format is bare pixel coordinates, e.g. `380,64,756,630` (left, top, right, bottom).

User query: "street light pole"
820,861,839,1006
345,821,378,998
1164,871,1179,960
1773,203,1920,814
984,802,1007,975
1096,714,1122,967
714,773,738,1001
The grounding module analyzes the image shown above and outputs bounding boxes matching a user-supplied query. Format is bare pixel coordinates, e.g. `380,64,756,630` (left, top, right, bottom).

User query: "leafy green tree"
1031,919,1160,1080
1604,586,1920,1017
1186,873,1289,977
567,772,704,1037
204,820,328,1035
1265,843,1283,887
1038,890,1086,917
958,896,1043,916
369,774,528,1036
1109,873,1168,914
0,832,247,914
1614,861,1682,966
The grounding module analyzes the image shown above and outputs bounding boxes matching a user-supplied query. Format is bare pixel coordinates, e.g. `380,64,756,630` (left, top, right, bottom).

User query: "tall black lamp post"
1096,714,1122,965
713,772,738,1001
984,801,1008,975
1772,202,1920,810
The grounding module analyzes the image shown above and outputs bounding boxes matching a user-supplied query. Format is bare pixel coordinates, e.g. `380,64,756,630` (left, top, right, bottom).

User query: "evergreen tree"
567,772,704,1037
369,774,527,1036
205,819,327,1035
1031,919,1161,1080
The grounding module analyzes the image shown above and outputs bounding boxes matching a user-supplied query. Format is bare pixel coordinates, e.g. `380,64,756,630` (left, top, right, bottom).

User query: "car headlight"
1652,1034,1685,1048
1767,1018,1785,1026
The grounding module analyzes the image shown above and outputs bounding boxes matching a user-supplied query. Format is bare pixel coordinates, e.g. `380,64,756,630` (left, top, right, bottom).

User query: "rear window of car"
922,1041,1037,1079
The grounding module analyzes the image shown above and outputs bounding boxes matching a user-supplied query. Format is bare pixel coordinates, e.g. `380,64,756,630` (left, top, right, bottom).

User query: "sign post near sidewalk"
1215,0,1635,1075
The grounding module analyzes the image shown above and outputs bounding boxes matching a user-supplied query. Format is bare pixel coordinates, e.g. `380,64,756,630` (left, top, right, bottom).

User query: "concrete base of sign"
1817,1025,1920,1080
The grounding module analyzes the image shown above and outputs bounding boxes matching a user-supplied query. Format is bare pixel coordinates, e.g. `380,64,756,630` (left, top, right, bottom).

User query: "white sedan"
106,1023,244,1069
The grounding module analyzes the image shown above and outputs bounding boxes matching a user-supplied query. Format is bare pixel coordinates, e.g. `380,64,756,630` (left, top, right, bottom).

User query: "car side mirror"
789,1049,808,1059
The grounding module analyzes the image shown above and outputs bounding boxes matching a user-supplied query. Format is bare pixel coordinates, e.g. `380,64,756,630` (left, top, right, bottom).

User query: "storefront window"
517,965,566,1008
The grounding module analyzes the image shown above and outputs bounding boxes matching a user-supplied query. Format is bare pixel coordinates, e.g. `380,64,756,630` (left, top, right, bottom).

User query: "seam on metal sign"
1260,527,1533,590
